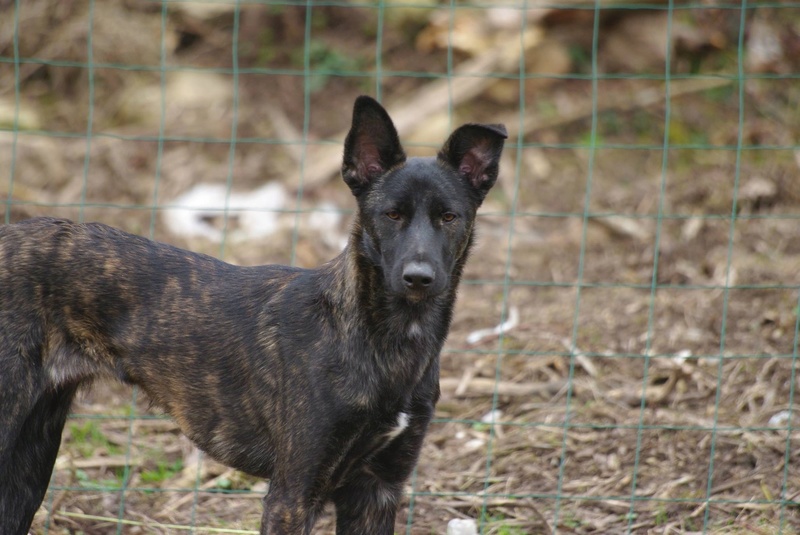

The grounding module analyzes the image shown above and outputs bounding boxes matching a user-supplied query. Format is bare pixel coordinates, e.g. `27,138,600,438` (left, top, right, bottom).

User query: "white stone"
447,518,478,535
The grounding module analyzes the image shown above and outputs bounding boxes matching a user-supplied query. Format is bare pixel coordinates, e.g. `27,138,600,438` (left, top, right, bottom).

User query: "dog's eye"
386,210,401,221
442,212,457,223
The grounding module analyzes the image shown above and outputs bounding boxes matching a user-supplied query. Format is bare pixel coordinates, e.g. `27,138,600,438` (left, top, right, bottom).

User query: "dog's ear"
438,123,507,203
342,96,407,197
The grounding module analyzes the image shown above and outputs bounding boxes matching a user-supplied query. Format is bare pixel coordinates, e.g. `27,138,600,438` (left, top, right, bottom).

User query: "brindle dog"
0,96,506,534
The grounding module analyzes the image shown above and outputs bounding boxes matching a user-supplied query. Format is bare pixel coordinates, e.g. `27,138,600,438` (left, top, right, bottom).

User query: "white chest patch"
384,411,410,442
408,322,422,338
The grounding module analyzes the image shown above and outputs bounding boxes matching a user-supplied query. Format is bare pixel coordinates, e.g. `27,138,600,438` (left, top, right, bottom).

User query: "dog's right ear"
342,96,407,197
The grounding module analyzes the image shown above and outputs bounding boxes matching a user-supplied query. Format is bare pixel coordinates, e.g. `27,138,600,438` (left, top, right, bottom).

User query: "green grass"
67,420,121,458
488,514,529,535
74,467,125,490
139,458,183,485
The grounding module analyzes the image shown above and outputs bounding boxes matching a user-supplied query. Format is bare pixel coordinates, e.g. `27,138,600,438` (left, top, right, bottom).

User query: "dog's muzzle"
400,260,447,302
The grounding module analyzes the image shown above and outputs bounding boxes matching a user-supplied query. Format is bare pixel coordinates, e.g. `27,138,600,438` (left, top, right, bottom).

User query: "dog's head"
342,96,507,302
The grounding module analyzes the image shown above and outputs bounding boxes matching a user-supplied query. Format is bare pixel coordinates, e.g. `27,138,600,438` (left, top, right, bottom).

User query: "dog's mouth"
397,282,447,304
402,288,432,303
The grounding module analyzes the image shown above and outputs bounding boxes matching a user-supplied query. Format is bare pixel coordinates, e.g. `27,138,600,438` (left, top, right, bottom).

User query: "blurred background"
2,0,799,533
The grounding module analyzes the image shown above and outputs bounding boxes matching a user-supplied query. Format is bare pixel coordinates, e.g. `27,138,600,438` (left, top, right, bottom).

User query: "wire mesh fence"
2,0,799,533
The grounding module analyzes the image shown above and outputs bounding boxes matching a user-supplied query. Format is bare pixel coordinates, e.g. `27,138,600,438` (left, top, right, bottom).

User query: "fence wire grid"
2,0,800,534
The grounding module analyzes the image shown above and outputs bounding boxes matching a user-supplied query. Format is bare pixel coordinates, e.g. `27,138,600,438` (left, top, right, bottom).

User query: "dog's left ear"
342,96,407,197
438,123,507,203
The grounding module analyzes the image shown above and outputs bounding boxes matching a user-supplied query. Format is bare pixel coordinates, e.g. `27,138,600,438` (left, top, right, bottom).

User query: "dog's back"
1,218,303,470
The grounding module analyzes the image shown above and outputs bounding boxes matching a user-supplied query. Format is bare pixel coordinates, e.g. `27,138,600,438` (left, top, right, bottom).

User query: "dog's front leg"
259,480,324,535
332,403,434,535
332,470,402,535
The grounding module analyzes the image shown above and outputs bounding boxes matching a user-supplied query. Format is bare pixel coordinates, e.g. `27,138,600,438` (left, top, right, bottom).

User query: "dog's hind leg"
0,384,78,535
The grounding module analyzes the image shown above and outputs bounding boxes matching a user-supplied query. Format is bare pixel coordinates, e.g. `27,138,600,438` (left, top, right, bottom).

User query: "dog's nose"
403,261,435,290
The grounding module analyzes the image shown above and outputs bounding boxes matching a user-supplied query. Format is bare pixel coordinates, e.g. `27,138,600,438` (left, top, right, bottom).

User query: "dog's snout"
402,261,435,290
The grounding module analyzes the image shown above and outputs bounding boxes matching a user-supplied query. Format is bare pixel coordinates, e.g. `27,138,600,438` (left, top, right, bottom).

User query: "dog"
0,95,506,534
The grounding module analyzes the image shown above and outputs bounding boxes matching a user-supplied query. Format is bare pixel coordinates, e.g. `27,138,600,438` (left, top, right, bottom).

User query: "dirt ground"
2,2,800,534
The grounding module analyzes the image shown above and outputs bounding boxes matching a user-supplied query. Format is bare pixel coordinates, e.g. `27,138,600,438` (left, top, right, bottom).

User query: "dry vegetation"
2,1,800,533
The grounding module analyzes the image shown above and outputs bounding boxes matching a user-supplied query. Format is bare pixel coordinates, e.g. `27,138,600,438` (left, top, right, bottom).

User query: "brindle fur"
0,96,506,534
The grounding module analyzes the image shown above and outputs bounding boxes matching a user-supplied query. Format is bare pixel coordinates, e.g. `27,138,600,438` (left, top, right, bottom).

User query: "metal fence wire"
2,0,800,533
